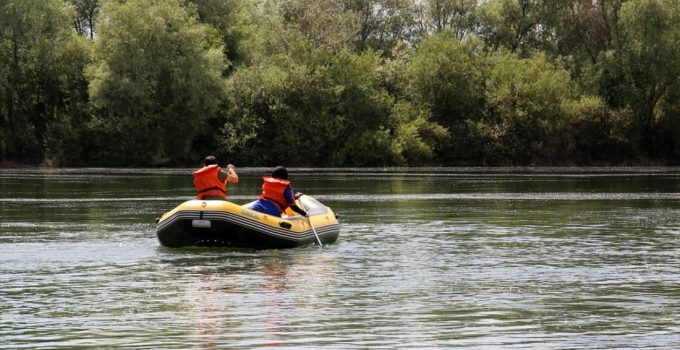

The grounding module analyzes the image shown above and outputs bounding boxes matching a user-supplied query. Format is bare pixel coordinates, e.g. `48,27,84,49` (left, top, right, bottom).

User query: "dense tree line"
1,0,679,166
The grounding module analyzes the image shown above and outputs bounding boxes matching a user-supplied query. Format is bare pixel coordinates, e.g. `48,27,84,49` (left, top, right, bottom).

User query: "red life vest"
193,164,227,200
258,176,290,211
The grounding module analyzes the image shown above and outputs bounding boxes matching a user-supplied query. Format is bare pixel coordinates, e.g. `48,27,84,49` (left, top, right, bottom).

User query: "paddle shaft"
299,199,322,247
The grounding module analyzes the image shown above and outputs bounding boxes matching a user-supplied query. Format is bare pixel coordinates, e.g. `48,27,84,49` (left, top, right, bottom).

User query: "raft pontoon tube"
156,195,339,248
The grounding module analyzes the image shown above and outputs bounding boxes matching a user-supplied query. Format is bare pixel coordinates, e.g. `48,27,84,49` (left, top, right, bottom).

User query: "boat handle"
279,221,292,229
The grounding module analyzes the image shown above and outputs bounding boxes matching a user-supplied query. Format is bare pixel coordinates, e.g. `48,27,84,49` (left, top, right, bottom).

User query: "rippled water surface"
1,168,679,349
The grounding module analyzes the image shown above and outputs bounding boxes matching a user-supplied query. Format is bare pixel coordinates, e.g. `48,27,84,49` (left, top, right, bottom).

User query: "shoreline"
2,165,680,174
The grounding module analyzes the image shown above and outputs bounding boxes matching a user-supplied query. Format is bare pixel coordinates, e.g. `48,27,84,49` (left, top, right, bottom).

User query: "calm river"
1,168,679,349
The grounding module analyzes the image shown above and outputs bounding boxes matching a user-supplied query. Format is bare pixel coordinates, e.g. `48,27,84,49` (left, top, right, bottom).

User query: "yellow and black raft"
156,195,340,248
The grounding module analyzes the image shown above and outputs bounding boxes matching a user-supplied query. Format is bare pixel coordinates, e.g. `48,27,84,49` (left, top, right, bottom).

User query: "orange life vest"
258,176,291,211
193,164,227,200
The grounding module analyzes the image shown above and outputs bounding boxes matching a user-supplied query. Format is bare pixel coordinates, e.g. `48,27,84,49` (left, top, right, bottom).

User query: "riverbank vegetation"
2,0,679,166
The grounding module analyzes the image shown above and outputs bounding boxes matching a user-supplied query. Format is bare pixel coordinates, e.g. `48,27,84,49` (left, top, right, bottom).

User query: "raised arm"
226,164,239,184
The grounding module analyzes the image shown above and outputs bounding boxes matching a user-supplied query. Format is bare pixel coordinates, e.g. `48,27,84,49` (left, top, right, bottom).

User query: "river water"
1,168,679,349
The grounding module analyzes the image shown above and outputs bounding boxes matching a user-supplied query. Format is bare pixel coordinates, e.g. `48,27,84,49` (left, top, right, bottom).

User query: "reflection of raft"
156,195,340,248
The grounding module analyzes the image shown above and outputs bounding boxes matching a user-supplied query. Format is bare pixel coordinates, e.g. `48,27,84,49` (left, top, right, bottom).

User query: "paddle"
298,196,322,247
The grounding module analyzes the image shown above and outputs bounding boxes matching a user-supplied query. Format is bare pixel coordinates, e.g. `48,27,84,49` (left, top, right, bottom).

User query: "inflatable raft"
156,195,340,248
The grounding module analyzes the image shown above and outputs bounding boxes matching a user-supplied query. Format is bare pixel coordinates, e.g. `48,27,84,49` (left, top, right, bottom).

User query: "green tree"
655,85,680,162
403,32,481,124
86,0,227,165
280,0,360,53
387,99,448,164
0,0,89,164
609,0,680,155
223,46,397,165
545,0,622,63
417,0,478,39
399,32,480,162
222,7,446,167
476,0,588,57
482,52,611,164
187,0,252,67
343,0,417,55
68,0,100,39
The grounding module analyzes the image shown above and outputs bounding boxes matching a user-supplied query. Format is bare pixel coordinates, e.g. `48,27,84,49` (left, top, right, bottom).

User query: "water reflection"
155,249,339,348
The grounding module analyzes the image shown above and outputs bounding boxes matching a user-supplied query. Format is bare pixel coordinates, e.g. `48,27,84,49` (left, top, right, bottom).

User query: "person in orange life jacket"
193,155,238,200
251,166,307,217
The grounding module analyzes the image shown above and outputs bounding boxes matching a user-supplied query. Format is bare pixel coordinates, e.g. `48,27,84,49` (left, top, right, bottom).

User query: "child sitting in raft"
251,166,307,217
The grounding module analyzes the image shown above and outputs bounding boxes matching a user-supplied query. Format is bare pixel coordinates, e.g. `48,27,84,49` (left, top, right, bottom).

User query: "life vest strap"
198,186,226,194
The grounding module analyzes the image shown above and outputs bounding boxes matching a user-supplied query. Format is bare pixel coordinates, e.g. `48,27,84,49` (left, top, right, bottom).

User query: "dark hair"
271,166,288,180
204,155,218,166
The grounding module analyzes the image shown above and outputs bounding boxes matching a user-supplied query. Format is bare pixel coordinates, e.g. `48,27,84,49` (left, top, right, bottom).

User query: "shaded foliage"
85,0,226,165
68,0,100,39
1,0,680,166
0,0,89,165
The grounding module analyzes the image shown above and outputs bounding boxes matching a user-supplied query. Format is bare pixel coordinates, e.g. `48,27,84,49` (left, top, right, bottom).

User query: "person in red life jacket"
193,155,239,200
251,166,307,217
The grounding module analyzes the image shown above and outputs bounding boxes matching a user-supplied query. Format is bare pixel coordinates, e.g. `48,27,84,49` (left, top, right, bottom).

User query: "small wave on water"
316,192,680,201
3,192,680,203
